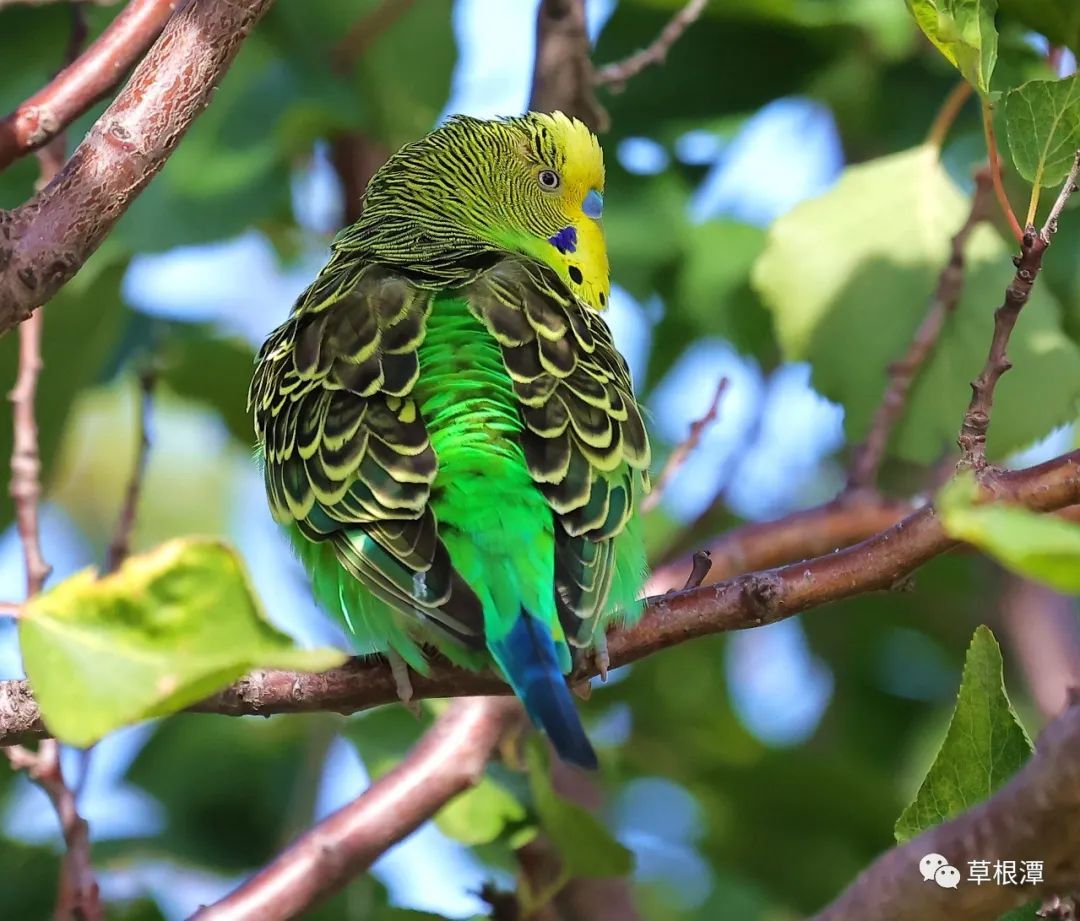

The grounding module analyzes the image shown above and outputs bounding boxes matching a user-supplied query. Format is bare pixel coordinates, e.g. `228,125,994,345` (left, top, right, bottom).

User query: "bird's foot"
592,633,610,682
387,651,421,718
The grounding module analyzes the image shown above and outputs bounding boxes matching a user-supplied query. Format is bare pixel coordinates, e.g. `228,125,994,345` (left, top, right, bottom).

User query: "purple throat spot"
548,226,578,254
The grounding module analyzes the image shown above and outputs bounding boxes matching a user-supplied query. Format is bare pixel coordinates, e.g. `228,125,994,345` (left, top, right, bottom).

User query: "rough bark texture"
0,0,273,332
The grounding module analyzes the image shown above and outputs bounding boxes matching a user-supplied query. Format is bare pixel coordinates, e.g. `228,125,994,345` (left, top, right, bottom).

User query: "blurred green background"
1,0,1079,919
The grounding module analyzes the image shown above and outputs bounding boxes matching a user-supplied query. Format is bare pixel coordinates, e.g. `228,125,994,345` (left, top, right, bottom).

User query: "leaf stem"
926,81,973,150
981,98,1024,242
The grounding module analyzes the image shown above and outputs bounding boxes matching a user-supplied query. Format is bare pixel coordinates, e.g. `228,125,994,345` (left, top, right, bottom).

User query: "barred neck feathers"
337,112,611,313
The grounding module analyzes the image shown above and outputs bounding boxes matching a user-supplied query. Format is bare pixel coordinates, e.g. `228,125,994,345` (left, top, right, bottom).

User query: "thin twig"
681,550,712,591
0,0,178,172
5,741,102,921
332,0,417,69
958,151,1080,468
3,27,102,917
846,168,994,491
105,368,155,573
8,311,50,597
981,99,1024,242
641,376,727,513
593,0,708,91
925,81,973,150
190,698,523,921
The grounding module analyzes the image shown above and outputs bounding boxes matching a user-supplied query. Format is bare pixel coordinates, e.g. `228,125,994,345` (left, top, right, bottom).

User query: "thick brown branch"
0,0,273,333
190,697,522,921
593,0,707,91
847,168,993,491
645,494,914,594
4,453,1080,745
812,699,1080,920
959,151,1080,467
0,0,177,172
529,0,606,131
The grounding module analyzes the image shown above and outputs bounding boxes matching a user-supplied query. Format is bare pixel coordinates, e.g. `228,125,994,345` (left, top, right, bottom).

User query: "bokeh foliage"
3,0,1080,919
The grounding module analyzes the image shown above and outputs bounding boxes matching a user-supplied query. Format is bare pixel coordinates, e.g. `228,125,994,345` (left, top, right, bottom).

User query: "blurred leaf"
753,144,1080,462
905,0,998,95
894,625,1032,841
525,740,633,879
939,474,1080,591
157,325,257,445
20,538,345,746
0,840,59,920
999,0,1080,55
435,775,526,846
1004,75,1080,190
345,705,432,778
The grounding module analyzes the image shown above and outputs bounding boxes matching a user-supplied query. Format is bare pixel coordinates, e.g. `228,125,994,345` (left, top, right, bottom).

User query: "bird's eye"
538,169,561,190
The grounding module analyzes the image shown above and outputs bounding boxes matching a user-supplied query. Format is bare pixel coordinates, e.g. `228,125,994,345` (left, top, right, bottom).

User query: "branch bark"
0,0,273,333
959,151,1080,467
812,699,1080,921
593,0,707,91
529,0,607,131
847,167,993,491
4,451,1080,746
189,697,523,921
0,0,177,172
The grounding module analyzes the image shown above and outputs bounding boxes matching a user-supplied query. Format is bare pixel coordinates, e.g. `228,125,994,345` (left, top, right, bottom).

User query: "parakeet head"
358,111,610,311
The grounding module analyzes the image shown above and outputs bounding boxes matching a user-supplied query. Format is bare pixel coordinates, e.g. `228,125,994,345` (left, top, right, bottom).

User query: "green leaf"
752,144,1080,463
20,538,345,746
894,625,1032,842
525,740,634,879
939,474,1080,591
905,0,998,95
435,776,527,845
1004,74,1080,191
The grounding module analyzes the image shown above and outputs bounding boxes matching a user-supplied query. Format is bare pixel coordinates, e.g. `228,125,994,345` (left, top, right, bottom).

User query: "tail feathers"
490,613,598,770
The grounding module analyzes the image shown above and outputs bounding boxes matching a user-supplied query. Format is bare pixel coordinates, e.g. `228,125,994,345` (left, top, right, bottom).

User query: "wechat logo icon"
920,853,960,889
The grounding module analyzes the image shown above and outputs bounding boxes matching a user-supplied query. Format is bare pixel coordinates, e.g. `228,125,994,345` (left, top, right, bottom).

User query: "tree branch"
529,0,606,131
4,103,102,919
0,0,177,173
812,699,1080,920
958,151,1080,468
4,451,1080,745
593,0,707,91
104,366,154,573
189,697,523,921
847,167,993,491
0,0,273,333
640,376,727,513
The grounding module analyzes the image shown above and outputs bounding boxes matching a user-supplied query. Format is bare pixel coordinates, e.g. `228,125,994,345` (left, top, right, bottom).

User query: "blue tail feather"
490,613,598,770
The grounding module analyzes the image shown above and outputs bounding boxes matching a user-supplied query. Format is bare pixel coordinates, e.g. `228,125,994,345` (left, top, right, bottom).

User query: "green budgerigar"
249,112,651,768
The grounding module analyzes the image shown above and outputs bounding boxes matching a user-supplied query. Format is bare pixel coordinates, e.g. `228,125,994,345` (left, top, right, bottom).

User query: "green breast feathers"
248,112,651,768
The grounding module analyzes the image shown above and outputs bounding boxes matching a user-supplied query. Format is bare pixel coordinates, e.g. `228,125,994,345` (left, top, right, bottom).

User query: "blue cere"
583,188,604,218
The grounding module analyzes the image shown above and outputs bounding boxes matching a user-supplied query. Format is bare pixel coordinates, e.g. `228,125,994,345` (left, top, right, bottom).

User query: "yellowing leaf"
906,0,998,95
20,538,345,746
939,474,1080,592
895,626,1032,841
